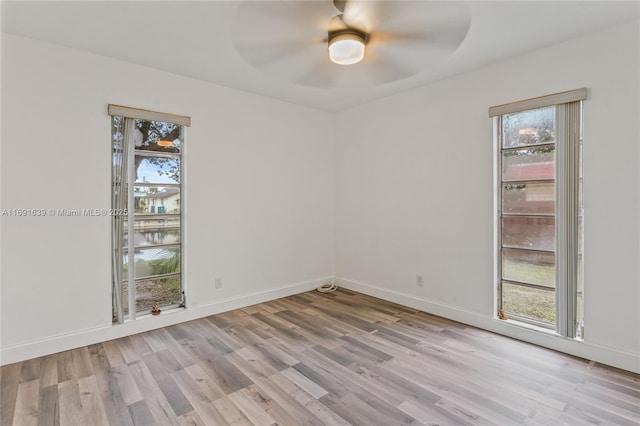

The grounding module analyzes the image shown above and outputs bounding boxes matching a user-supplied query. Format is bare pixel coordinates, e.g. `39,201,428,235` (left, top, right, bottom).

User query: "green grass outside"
502,260,556,323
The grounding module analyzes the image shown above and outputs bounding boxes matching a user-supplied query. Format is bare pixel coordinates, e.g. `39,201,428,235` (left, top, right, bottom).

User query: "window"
490,89,585,338
109,105,190,322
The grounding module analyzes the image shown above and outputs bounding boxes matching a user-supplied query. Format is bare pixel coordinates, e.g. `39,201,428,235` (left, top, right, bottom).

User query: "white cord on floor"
317,280,338,293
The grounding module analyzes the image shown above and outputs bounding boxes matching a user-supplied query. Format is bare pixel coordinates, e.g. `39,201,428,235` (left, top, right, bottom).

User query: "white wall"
334,21,640,373
0,34,335,364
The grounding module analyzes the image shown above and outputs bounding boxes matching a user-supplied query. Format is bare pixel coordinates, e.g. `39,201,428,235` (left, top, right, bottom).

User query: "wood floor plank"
55,351,73,383
237,383,300,425
12,379,39,426
320,391,413,426
171,367,231,425
88,344,134,426
155,328,198,369
434,398,494,425
115,337,143,364
127,400,156,426
182,364,227,401
1,361,22,426
268,372,351,426
126,333,154,358
142,329,169,353
142,351,193,417
57,380,84,426
250,313,314,350
281,366,329,399
398,400,470,426
111,364,143,406
211,396,253,426
77,375,109,426
19,357,43,384
191,320,244,352
184,340,253,395
225,348,278,383
348,361,442,407
127,360,180,426
275,309,345,340
38,355,58,389
37,384,60,426
227,385,276,426
2,288,639,426
252,377,326,426
176,410,206,426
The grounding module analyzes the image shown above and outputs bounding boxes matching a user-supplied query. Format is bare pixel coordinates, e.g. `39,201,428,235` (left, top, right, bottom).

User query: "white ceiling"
2,1,639,112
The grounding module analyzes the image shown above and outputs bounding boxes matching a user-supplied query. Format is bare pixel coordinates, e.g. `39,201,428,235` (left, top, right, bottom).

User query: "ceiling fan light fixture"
157,140,174,147
328,31,366,65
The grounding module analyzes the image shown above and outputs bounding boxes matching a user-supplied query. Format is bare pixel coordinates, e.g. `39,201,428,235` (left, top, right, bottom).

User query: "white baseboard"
0,277,329,366
4,275,638,374
337,276,640,374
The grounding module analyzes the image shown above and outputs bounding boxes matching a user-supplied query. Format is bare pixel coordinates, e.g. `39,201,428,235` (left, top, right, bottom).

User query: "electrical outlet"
416,275,424,287
215,277,222,289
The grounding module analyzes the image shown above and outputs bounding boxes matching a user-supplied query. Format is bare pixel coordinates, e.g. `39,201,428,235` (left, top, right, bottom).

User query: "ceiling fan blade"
327,14,349,33
362,49,422,84
234,1,335,43
369,26,470,55
234,1,335,72
374,1,470,38
341,0,377,33
235,40,317,68
333,0,347,14
366,1,471,70
295,60,337,87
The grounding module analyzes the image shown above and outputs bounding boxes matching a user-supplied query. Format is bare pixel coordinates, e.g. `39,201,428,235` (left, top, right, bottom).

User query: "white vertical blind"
124,118,137,320
555,101,581,337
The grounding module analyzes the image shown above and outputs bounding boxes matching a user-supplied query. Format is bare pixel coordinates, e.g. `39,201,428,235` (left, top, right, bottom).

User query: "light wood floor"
2,289,639,426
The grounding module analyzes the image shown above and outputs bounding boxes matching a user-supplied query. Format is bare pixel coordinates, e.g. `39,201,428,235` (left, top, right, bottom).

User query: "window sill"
495,316,560,336
120,306,185,323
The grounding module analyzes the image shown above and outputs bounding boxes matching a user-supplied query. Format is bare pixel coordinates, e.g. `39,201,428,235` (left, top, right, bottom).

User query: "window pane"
502,216,555,251
134,119,181,154
502,106,556,148
134,187,181,214
502,248,555,287
123,275,181,314
125,219,181,247
124,247,180,279
135,156,180,184
502,147,555,182
502,182,555,215
502,282,555,324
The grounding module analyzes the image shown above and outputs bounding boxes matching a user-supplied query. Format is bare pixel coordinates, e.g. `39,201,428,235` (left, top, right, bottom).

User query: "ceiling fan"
233,0,471,88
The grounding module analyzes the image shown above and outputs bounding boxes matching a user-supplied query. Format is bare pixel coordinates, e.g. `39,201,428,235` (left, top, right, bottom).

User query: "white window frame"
109,105,190,323
490,89,586,338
